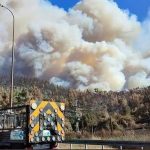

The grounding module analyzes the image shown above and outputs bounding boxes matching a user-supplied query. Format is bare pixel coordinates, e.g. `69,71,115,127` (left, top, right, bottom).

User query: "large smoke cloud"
0,0,150,91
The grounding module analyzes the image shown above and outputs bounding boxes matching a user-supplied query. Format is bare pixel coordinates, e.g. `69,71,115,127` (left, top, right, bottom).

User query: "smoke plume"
0,0,150,91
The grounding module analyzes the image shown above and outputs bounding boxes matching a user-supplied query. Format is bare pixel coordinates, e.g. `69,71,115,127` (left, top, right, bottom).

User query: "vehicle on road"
0,99,65,149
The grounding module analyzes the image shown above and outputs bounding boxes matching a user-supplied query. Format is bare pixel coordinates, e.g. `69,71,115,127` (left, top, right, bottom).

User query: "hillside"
0,76,149,139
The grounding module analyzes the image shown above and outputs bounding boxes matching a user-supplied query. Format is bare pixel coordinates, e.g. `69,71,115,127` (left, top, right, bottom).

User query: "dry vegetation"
0,75,149,141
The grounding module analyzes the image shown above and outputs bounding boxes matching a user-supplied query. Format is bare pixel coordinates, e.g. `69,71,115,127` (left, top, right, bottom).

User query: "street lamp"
0,4,15,108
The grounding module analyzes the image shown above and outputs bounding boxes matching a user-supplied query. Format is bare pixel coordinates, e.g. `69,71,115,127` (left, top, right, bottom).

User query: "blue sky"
49,0,150,22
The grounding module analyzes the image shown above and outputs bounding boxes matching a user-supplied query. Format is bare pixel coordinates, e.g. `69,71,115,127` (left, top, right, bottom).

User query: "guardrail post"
70,143,72,149
141,147,144,150
120,145,123,150
85,144,88,149
101,145,104,150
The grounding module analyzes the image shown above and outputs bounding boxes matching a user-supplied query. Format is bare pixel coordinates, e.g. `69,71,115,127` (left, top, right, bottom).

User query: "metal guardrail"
61,139,150,149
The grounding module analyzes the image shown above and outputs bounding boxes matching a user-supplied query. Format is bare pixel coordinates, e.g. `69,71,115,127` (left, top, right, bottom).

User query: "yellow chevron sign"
29,100,65,143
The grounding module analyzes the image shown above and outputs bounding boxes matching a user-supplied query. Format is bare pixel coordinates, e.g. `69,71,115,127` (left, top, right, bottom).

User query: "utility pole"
75,100,79,132
0,4,15,108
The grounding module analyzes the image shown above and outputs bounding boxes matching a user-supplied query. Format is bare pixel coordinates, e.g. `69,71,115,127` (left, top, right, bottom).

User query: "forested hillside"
0,76,149,138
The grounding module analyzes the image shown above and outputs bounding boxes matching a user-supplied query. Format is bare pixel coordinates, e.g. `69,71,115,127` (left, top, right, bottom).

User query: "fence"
61,139,150,149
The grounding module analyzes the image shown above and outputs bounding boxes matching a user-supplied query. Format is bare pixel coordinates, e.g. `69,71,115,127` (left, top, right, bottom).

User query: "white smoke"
0,0,150,91
134,11,150,52
128,71,150,89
